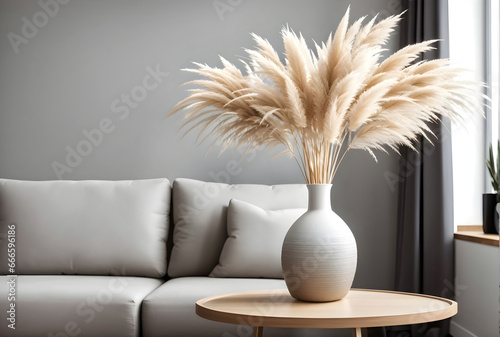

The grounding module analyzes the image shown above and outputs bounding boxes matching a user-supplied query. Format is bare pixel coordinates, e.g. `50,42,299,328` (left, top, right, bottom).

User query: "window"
449,0,491,227
486,0,499,147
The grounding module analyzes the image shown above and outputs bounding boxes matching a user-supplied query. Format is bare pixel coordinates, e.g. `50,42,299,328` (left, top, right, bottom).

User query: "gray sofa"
0,178,334,337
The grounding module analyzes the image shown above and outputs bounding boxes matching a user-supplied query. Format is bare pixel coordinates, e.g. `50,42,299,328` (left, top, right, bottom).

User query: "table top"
196,288,457,329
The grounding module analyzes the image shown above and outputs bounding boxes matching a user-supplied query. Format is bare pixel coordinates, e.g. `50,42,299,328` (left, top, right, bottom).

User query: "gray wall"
0,0,400,290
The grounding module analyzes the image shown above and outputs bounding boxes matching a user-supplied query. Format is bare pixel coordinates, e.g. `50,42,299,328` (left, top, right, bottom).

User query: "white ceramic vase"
281,184,357,302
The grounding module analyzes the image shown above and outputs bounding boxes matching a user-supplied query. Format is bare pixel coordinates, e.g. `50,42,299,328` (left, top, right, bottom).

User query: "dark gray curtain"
393,0,455,336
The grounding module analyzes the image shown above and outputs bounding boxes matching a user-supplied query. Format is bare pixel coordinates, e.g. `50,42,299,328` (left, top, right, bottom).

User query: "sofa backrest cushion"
0,178,170,278
168,178,307,278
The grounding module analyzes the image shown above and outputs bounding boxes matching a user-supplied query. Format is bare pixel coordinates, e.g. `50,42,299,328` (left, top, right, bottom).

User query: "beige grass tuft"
168,7,484,184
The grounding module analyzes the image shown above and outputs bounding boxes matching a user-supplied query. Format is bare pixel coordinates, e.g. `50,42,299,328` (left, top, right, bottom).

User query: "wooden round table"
196,289,457,337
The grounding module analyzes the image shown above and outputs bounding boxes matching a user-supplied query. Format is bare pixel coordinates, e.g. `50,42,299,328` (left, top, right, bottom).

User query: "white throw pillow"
210,199,306,279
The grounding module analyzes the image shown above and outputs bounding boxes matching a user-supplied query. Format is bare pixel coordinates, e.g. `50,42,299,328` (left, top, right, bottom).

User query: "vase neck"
306,184,332,211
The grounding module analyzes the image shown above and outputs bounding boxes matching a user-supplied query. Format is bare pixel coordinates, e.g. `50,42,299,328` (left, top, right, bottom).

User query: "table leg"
352,328,369,337
252,326,263,337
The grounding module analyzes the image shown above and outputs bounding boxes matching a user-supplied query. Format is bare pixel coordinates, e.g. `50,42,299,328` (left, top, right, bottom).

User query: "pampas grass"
168,8,484,184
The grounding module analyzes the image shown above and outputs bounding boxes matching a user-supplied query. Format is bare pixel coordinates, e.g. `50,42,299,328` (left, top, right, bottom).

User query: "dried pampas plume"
168,7,484,184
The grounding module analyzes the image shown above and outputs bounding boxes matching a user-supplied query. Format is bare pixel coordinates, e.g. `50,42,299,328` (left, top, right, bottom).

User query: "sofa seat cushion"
142,277,285,337
142,277,334,337
0,275,163,337
0,178,171,278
